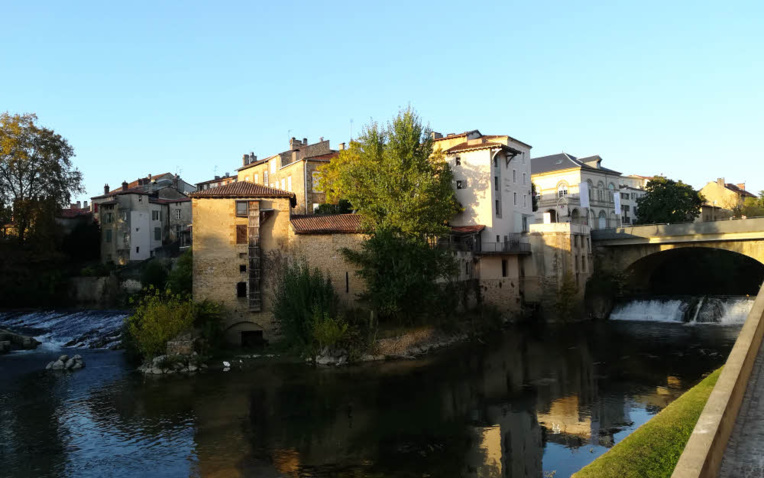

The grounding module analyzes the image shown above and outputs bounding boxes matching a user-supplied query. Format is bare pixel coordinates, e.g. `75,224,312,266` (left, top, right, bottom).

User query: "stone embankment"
314,327,470,366
46,354,85,371
0,329,40,354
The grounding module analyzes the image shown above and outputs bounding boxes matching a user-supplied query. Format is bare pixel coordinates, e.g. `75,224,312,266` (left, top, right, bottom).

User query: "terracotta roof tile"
450,225,486,234
725,183,756,198
190,181,296,201
57,208,93,219
291,214,363,234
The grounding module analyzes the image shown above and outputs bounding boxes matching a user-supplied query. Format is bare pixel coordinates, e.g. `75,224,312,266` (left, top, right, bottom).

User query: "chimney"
148,173,152,181
431,132,443,140
717,178,725,187
320,136,324,142
339,142,346,151
76,200,81,209
250,153,257,163
104,184,110,194
214,175,220,180
737,182,746,191
122,181,128,191
243,154,249,166
290,137,299,150
291,150,298,163
303,137,307,146
224,172,229,177
83,200,88,209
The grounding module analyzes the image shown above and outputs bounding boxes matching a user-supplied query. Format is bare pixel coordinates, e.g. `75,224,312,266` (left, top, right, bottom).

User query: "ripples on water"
0,312,742,478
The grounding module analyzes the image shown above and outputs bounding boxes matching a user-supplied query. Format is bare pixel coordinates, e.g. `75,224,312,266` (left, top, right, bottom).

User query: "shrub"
141,260,168,290
124,288,195,360
194,299,224,354
312,309,349,353
167,249,192,296
273,262,339,355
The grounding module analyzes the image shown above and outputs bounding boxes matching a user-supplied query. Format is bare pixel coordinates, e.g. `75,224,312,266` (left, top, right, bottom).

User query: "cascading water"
609,296,754,324
0,310,129,349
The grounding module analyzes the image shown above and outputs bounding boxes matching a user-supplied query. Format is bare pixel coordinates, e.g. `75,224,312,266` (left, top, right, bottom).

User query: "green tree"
635,177,703,224
0,113,83,244
735,192,764,218
319,107,459,236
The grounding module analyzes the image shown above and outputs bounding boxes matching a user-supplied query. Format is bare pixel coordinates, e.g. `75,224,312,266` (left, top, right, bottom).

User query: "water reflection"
0,321,739,478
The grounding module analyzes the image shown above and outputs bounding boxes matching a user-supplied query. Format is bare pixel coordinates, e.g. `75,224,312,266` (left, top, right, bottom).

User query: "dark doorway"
241,330,266,349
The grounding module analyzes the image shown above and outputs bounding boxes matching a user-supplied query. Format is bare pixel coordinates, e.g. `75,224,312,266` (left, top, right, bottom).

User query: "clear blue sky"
2,0,762,201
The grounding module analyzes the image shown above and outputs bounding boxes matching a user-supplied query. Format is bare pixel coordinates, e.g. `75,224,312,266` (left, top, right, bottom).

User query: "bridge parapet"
592,217,764,246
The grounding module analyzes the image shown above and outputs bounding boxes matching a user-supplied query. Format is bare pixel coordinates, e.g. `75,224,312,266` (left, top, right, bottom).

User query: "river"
0,298,753,477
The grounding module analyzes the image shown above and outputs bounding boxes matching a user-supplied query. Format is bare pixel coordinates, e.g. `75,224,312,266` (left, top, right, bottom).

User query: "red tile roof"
445,142,525,155
151,197,191,204
450,225,486,234
91,186,148,200
305,151,340,162
57,208,92,219
725,183,756,198
127,172,172,189
190,181,296,202
291,214,363,234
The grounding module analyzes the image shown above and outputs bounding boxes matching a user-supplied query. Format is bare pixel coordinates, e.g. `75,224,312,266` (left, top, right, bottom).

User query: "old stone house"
190,182,365,345
236,138,342,215
700,178,757,213
91,174,194,264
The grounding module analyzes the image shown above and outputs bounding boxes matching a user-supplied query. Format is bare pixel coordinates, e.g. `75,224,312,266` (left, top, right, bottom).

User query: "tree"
320,109,460,322
319,107,460,236
635,177,703,224
734,192,764,218
0,113,83,244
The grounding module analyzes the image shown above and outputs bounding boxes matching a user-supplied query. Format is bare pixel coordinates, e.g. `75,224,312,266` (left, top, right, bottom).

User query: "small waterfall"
609,296,755,325
0,310,129,349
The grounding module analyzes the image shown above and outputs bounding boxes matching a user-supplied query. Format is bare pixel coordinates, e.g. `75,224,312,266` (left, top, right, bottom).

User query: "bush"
167,249,192,296
141,260,168,290
123,288,195,360
312,309,349,353
273,262,340,355
194,299,224,354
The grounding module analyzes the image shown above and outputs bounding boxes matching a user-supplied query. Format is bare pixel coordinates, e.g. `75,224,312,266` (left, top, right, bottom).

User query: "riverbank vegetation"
574,367,722,478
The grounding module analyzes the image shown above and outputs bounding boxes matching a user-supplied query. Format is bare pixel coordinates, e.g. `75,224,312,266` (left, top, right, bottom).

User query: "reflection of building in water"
464,405,543,478
537,395,592,447
590,393,632,448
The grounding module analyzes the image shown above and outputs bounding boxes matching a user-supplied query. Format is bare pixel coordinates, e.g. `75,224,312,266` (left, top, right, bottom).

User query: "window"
105,212,113,224
254,174,259,184
455,156,461,166
236,225,247,244
557,183,568,198
240,264,246,273
575,255,579,272
270,160,277,173
582,255,587,272
123,233,128,245
138,196,142,203
264,171,269,185
456,180,465,189
245,176,250,182
312,171,322,192
280,178,286,190
105,229,112,243
495,200,501,218
345,271,349,293
523,172,526,185
236,201,248,217
494,176,499,190
154,227,161,241
501,259,508,278
523,194,527,208
513,170,517,183
287,176,292,192
513,192,517,205
152,210,159,221
175,209,181,219
120,211,128,221
237,282,247,298
493,156,498,168
465,261,470,275
136,246,140,254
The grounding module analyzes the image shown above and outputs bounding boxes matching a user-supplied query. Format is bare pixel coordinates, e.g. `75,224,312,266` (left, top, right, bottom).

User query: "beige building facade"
699,178,756,213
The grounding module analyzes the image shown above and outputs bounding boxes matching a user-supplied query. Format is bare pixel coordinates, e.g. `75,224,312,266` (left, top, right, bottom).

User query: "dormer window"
557,183,568,198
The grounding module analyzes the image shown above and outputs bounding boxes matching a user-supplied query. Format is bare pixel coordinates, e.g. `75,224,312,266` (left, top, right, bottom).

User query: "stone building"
190,182,365,345
195,173,237,191
699,178,756,213
91,174,194,264
432,130,535,317
531,153,623,229
236,138,341,215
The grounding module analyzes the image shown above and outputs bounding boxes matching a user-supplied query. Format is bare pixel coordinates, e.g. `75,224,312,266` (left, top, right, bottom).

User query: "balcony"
439,233,531,255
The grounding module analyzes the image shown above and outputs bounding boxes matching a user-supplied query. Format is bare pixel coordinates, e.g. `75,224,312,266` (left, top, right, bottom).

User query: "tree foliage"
342,230,457,323
0,113,83,243
635,177,703,224
319,107,459,237
734,192,764,218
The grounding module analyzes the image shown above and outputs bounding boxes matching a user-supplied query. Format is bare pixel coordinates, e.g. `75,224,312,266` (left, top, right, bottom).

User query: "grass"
573,367,722,478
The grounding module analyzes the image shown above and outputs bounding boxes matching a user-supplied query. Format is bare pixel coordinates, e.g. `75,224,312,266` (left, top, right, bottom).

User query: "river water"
0,300,752,478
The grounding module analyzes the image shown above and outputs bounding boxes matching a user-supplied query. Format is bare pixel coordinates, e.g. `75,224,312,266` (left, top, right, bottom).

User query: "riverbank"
574,367,723,478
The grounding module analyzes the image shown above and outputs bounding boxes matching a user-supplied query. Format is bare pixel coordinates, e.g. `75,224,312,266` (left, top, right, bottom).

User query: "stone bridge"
591,217,764,273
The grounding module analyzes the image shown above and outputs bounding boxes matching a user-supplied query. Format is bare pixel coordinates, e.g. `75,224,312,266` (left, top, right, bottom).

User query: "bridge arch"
623,246,764,295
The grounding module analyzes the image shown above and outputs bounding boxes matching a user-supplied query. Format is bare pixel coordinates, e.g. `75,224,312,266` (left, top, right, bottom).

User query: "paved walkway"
719,338,764,477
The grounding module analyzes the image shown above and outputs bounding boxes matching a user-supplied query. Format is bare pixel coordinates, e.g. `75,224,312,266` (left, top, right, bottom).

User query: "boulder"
49,360,66,370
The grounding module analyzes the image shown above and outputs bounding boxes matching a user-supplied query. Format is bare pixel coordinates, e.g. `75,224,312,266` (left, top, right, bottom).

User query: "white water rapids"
0,310,129,349
610,296,754,325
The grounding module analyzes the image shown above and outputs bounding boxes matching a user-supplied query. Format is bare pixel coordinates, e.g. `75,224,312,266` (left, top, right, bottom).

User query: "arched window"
608,183,615,203
586,180,593,201
557,182,569,199
597,181,605,202
598,210,607,230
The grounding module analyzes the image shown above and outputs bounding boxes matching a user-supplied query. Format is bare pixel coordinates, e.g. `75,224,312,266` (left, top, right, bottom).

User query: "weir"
0,310,128,349
609,296,754,325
